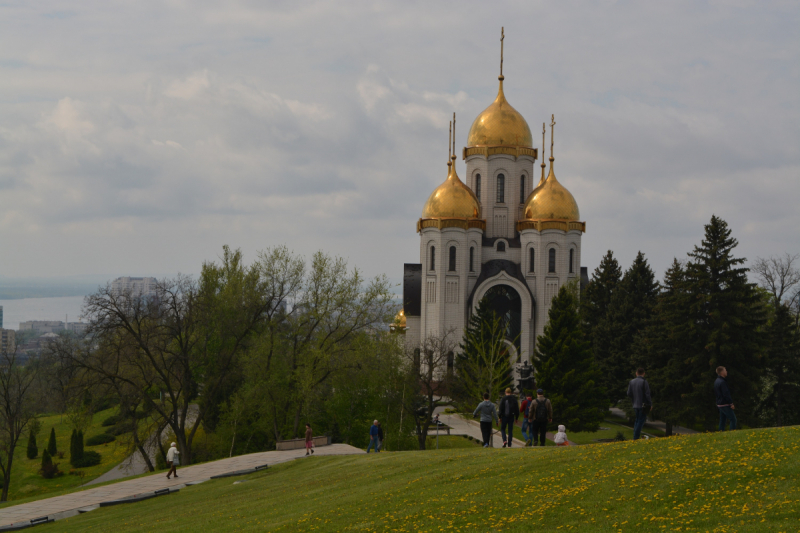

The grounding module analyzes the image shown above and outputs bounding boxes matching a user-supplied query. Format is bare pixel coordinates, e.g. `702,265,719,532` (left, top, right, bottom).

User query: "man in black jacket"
498,388,520,448
627,368,652,440
714,366,737,431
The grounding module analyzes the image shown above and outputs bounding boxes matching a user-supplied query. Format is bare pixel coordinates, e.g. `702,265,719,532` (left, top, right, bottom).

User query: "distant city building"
0,328,15,354
18,320,66,335
0,305,3,328
66,322,89,336
111,277,158,298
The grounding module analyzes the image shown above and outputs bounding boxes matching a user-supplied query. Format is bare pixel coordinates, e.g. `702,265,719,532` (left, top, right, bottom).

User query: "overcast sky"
1,0,797,288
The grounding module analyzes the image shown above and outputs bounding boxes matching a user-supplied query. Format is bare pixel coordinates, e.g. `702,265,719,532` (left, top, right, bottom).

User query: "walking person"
377,422,384,451
166,442,180,479
715,366,737,431
520,392,534,446
305,423,314,456
367,420,380,453
528,389,552,446
627,368,652,440
498,388,520,447
473,392,498,448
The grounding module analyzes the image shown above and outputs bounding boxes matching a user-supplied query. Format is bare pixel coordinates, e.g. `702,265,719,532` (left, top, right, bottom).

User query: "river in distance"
0,296,87,330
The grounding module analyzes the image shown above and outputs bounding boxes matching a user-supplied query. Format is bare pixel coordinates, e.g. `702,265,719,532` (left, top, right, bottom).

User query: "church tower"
402,30,585,375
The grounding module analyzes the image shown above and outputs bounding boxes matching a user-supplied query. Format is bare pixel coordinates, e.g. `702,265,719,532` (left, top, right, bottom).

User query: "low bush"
71,450,101,468
40,450,61,479
101,415,121,427
106,423,133,436
86,433,116,446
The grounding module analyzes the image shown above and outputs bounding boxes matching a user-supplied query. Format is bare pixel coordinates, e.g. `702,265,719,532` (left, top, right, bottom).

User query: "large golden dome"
467,77,533,148
523,164,580,221
421,158,481,219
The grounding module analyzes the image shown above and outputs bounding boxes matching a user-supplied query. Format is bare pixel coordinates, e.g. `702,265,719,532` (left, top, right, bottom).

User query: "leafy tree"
596,252,659,402
760,300,800,426
453,297,514,411
682,215,767,429
26,428,38,460
534,282,607,432
47,427,57,456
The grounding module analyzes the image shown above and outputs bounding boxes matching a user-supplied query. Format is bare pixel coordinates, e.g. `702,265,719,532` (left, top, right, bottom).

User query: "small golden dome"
421,158,481,219
523,164,580,221
467,77,533,148
393,309,406,328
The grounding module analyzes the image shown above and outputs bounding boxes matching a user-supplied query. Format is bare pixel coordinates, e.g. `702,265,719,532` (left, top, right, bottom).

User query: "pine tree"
534,282,607,432
454,297,514,409
595,252,659,402
762,301,800,426
683,215,767,429
26,429,38,460
76,430,84,462
581,250,622,343
47,428,57,456
40,450,52,474
636,259,698,435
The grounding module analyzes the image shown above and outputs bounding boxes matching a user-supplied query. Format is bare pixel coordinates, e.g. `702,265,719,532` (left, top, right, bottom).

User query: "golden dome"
467,77,533,148
523,163,580,221
393,309,406,329
421,158,481,219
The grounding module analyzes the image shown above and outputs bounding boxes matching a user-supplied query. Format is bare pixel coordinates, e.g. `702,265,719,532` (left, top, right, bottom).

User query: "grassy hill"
1,408,128,504
41,426,799,532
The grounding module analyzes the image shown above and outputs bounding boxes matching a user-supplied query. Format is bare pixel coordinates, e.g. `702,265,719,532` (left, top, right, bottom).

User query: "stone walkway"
0,443,363,528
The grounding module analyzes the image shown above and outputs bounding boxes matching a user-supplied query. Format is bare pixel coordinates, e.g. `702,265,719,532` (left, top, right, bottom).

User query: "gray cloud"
0,0,797,285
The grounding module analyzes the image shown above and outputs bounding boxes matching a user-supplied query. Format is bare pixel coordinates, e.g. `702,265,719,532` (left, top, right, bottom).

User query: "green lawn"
40,426,800,532
0,408,129,504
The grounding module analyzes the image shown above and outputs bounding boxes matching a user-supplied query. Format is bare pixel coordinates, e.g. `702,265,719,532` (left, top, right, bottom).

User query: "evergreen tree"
636,259,698,435
26,430,38,460
534,283,607,432
47,428,57,456
595,252,659,402
683,215,767,429
580,250,622,344
454,297,514,409
761,301,800,426
40,450,52,475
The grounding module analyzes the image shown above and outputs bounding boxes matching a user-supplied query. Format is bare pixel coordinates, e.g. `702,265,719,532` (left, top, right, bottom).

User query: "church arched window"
549,248,556,273
496,174,505,203
430,246,435,271
497,241,506,252
475,174,481,200
569,249,574,273
529,248,535,273
449,246,456,271
469,247,474,272
520,175,526,204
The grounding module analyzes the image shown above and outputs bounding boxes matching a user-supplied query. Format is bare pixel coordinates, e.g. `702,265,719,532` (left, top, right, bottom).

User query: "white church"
398,38,587,368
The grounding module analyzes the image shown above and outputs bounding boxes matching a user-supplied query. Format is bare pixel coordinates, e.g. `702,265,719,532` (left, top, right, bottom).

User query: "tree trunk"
665,422,673,437
1,455,14,502
775,385,782,426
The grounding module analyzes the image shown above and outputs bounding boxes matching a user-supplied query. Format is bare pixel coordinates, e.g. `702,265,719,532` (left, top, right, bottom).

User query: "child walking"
305,423,314,456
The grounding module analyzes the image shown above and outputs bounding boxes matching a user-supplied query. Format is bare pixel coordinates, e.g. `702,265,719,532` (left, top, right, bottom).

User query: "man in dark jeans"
627,368,652,440
497,388,520,447
528,389,552,446
473,392,498,448
715,366,737,431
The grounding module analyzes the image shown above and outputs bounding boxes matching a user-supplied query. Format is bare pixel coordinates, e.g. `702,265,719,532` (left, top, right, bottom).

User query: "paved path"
608,407,697,435
438,413,528,448
0,444,362,528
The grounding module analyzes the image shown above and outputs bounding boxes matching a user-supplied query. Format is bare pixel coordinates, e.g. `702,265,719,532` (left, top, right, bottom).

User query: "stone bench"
275,436,331,451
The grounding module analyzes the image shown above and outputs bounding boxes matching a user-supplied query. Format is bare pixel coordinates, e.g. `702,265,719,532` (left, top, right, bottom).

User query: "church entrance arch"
482,284,522,351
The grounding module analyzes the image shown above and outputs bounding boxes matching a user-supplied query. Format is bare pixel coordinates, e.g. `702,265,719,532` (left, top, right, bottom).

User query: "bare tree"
0,348,39,501
403,330,457,450
752,254,800,306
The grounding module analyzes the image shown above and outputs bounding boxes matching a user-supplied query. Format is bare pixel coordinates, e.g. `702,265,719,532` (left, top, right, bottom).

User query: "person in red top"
520,393,534,446
305,423,314,456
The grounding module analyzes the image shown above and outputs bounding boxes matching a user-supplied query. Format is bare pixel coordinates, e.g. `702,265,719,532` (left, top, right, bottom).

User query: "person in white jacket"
166,442,180,479
553,425,569,446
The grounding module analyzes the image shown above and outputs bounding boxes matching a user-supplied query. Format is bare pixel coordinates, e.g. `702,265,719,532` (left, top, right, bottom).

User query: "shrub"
47,427,57,456
71,450,101,468
101,415,120,427
86,433,115,446
106,422,133,436
70,429,85,465
614,431,626,442
155,453,167,470
26,429,38,459
40,450,61,479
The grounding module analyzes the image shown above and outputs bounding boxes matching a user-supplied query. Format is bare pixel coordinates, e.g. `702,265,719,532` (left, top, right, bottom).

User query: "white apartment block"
111,277,158,297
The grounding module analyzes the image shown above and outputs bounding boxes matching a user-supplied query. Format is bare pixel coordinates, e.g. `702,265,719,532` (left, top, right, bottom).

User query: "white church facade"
399,40,587,369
